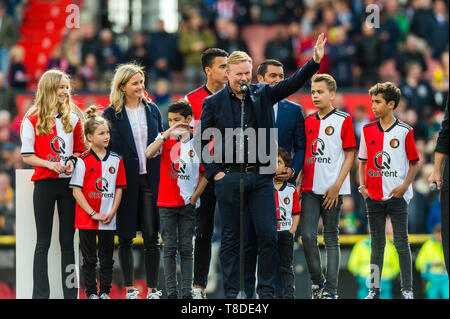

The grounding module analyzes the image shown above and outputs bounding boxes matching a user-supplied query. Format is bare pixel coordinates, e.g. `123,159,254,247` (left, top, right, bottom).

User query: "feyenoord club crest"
109,166,116,174
390,138,400,149
325,125,335,136
188,149,195,158
283,197,290,205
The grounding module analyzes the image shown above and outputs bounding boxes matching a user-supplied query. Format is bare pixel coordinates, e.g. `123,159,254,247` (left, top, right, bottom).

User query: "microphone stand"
236,87,247,300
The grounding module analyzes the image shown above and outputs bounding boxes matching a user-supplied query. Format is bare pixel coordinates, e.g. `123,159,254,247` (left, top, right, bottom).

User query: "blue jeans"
0,47,10,87
215,171,278,299
300,191,342,295
159,205,196,297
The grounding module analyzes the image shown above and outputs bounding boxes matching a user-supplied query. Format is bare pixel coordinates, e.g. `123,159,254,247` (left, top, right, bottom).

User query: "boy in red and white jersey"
274,147,301,298
358,82,419,299
299,74,356,299
145,99,208,299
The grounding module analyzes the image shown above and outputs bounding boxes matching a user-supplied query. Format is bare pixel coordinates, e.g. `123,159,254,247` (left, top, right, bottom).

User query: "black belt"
225,165,259,173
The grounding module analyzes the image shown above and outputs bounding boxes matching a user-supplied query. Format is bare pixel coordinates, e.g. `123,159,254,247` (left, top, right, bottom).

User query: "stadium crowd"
0,0,448,299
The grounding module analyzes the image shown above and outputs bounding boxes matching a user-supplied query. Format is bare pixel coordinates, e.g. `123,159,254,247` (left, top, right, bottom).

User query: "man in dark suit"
195,34,326,298
244,58,307,298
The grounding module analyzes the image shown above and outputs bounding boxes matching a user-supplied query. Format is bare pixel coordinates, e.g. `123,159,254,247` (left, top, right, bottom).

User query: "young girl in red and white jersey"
70,106,126,299
20,69,85,299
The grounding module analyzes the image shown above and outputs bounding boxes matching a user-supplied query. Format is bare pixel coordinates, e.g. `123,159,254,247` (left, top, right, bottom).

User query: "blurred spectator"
62,30,83,75
348,220,400,299
212,0,239,20
329,26,355,88
0,71,16,117
410,0,435,45
0,142,22,188
217,19,248,55
399,62,434,116
378,10,400,61
333,0,354,33
80,22,102,62
353,105,370,145
178,9,217,91
429,0,449,59
264,25,294,72
152,78,172,130
46,45,70,73
415,224,449,299
356,21,382,87
8,45,29,90
431,50,449,111
126,31,152,76
149,19,177,81
0,1,19,87
0,171,14,235
286,20,302,74
249,0,281,25
395,34,428,78
79,53,99,91
98,28,124,73
339,195,362,235
385,0,410,43
427,197,441,234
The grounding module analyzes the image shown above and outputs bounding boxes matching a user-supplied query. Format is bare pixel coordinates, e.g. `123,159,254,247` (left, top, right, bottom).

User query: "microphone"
240,82,250,94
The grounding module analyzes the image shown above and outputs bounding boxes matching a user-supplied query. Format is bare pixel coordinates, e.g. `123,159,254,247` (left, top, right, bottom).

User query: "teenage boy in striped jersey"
299,74,356,299
358,82,419,299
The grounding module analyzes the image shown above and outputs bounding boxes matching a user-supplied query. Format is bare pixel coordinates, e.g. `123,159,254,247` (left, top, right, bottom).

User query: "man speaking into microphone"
195,33,326,298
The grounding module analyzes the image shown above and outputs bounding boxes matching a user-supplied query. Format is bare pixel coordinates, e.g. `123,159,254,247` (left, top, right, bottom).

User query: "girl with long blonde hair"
21,69,85,299
103,63,164,299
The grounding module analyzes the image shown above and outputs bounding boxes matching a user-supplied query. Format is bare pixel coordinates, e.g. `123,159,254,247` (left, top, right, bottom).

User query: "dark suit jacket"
103,99,163,238
435,100,449,191
196,58,319,180
275,99,306,180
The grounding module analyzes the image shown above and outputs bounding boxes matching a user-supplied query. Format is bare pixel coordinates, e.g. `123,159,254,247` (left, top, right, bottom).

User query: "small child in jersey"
358,82,419,299
69,105,127,299
275,147,301,299
145,99,208,299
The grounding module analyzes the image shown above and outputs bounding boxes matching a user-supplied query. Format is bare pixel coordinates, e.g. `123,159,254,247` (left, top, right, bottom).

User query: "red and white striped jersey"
21,112,85,181
185,86,213,127
69,150,127,230
301,108,356,195
275,182,301,232
358,119,419,203
157,136,204,208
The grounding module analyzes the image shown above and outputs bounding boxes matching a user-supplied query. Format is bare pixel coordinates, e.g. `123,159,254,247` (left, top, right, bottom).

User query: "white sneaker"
311,284,324,299
88,294,99,299
126,288,139,299
147,289,162,299
192,287,206,299
100,293,111,299
401,290,414,299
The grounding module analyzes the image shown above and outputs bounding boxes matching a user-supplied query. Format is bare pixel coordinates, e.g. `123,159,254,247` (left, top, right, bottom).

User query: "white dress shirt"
125,103,148,174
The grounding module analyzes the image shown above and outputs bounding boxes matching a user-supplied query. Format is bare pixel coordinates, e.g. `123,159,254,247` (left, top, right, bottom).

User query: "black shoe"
167,293,178,299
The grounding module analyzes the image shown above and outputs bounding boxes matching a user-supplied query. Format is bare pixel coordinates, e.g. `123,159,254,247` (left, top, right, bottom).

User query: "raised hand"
313,33,327,64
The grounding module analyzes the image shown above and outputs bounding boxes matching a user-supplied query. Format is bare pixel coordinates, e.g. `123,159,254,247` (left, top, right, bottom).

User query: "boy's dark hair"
278,147,291,167
201,48,229,73
368,82,402,109
168,99,193,118
257,59,283,77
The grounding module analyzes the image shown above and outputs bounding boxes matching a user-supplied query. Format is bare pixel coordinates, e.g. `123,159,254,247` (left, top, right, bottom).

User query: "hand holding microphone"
428,170,443,191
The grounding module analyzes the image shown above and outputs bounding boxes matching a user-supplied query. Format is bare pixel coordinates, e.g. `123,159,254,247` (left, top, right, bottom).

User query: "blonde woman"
102,63,164,299
20,69,85,299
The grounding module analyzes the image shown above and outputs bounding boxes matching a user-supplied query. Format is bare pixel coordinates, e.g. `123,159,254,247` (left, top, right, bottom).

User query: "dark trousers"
366,197,413,291
193,182,216,289
441,187,449,274
160,205,196,297
118,174,160,288
215,171,278,299
32,178,77,299
278,230,295,298
300,191,342,295
79,229,115,296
